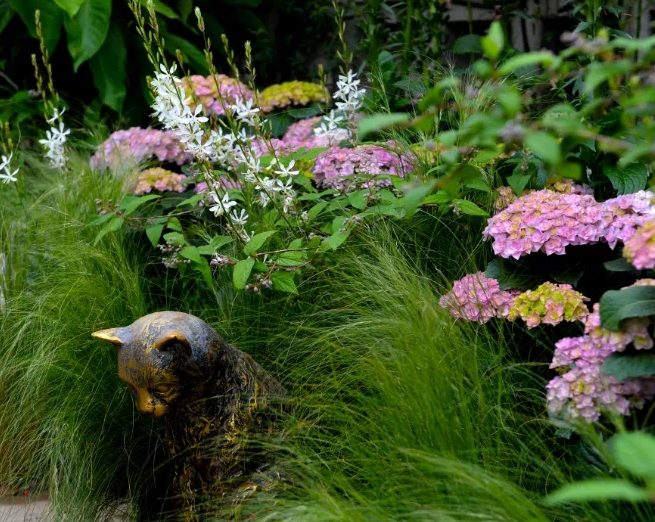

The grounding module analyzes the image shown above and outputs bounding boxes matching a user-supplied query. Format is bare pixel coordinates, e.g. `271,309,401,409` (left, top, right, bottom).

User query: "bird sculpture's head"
92,311,222,417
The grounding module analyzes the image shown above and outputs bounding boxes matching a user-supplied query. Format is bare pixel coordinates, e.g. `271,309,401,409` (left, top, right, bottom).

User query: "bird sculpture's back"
92,311,288,520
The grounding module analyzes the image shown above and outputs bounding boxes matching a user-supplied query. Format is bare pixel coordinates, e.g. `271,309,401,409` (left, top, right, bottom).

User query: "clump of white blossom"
314,71,366,143
39,108,70,169
0,152,18,183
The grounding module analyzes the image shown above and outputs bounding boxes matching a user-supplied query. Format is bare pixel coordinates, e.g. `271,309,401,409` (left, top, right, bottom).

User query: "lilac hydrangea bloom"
623,220,655,269
312,143,413,192
438,272,520,324
508,282,588,328
91,127,192,171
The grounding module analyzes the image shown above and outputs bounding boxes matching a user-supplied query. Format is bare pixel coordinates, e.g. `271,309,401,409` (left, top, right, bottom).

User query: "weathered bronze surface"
92,311,288,520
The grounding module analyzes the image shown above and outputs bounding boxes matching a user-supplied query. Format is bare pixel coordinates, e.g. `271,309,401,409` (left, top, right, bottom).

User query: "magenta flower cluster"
312,143,413,192
438,272,520,324
623,220,655,270
484,189,655,259
508,282,588,328
91,128,192,171
181,74,253,116
547,281,655,422
134,167,188,195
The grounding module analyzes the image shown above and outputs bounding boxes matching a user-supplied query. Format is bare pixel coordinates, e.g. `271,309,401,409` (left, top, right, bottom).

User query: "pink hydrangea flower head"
280,117,349,151
257,81,329,113
508,282,589,328
134,168,188,195
312,142,414,193
601,191,655,248
623,220,655,269
438,272,519,324
181,74,253,116
91,127,193,171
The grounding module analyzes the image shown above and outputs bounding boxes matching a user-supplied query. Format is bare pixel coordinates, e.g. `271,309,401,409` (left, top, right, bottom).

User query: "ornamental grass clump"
90,127,192,171
507,282,588,328
257,81,328,113
438,272,518,324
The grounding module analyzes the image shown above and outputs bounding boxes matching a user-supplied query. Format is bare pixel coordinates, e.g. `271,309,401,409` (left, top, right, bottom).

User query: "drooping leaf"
8,0,63,53
63,0,111,71
358,113,410,139
119,194,160,215
89,22,126,112
54,0,84,17
145,224,165,247
243,230,276,256
163,231,185,246
602,352,655,381
233,258,255,289
602,163,648,195
525,132,561,165
599,286,655,331
271,271,298,293
544,479,651,506
324,230,351,250
609,432,655,479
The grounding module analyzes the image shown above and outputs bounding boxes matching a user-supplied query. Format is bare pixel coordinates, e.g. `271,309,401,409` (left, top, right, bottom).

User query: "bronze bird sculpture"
92,311,288,520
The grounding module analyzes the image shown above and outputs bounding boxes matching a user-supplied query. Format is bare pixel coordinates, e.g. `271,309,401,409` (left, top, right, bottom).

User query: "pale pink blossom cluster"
438,272,520,324
623,220,655,270
547,281,655,422
281,117,349,150
134,167,188,195
181,74,253,116
312,143,413,192
484,189,655,259
508,282,589,328
494,181,592,213
91,127,192,171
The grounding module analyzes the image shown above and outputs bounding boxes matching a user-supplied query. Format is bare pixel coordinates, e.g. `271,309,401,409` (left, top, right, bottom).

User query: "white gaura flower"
231,97,260,126
257,190,271,208
273,159,299,178
0,153,18,183
230,208,249,226
209,191,237,217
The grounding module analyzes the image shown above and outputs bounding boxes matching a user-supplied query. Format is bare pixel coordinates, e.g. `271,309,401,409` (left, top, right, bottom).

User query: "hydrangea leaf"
63,0,111,71
233,258,255,289
609,432,655,479
599,286,655,331
602,163,648,195
601,352,655,381
544,479,650,506
89,22,126,112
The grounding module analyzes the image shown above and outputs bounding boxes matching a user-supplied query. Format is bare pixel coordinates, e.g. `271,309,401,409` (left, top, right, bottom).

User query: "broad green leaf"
145,224,164,247
89,22,126,112
403,180,438,218
602,353,655,381
233,258,255,289
0,1,15,35
307,201,328,220
54,0,84,17
358,113,410,139
163,231,185,246
544,479,651,506
525,132,561,165
271,271,298,293
604,258,638,272
175,193,203,208
599,286,655,331
63,0,111,71
324,230,351,250
497,87,522,117
602,163,648,195
196,235,233,254
423,191,451,205
8,0,63,53
480,21,504,60
450,34,481,54
497,51,557,76
243,230,277,256
348,190,367,210
287,104,322,120
506,173,532,196
164,33,209,74
452,199,488,217
617,144,654,168
559,161,583,181
180,246,202,264
94,217,123,245
138,0,179,19
119,194,160,215
167,217,183,232
610,432,655,479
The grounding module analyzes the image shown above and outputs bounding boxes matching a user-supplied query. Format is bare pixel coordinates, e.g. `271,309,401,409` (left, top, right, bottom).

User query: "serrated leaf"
89,22,126,112
544,479,650,506
609,432,655,479
145,224,164,247
348,190,367,210
599,286,655,331
243,230,277,256
180,246,202,264
452,199,488,217
602,163,648,195
271,270,298,293
525,132,561,165
602,352,655,381
233,258,255,289
94,217,123,245
63,0,111,71
119,194,160,215
358,113,410,139
450,34,481,54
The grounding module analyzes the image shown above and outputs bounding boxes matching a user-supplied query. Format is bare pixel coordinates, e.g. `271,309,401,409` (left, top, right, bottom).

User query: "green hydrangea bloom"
508,282,588,328
258,81,328,113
